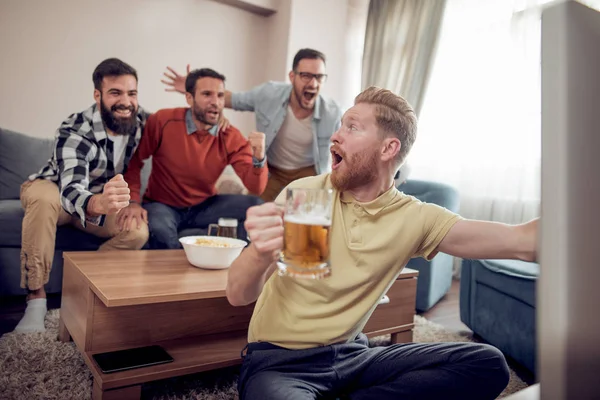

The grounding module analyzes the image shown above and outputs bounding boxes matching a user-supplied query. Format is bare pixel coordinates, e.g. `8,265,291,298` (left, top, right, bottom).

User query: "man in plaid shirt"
15,58,150,333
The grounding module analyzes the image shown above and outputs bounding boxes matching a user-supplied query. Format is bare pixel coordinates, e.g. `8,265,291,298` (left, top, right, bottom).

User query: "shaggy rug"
0,310,528,400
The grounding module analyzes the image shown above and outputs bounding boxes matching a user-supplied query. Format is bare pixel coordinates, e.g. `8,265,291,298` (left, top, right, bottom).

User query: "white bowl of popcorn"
179,236,247,269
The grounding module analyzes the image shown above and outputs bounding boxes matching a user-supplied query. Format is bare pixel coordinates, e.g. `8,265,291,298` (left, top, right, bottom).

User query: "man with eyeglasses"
162,48,343,201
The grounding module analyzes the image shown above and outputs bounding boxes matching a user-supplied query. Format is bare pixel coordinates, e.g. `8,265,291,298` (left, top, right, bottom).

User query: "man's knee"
22,186,62,215
113,223,149,249
145,204,178,232
242,371,313,400
148,216,177,240
146,214,179,249
471,344,510,393
239,195,263,210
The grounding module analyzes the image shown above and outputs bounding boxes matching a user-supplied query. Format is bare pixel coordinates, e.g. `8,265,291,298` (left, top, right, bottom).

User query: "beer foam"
284,214,331,226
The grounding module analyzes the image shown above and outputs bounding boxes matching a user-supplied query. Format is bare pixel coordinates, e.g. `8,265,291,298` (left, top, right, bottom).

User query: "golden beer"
280,216,331,278
277,188,333,279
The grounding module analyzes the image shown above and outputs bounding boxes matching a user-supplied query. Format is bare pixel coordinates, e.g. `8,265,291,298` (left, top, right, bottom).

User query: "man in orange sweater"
121,68,268,249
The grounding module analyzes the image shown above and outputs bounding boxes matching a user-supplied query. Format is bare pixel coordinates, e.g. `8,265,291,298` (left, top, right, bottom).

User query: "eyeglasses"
295,71,328,83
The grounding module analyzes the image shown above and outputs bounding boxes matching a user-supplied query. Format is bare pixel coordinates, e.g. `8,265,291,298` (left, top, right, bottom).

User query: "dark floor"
420,279,470,335
0,280,535,384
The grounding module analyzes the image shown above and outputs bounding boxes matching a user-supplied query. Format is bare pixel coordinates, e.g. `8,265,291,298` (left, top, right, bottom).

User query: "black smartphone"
92,345,174,374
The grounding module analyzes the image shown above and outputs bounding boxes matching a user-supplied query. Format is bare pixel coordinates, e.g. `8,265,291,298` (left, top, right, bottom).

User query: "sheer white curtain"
343,0,371,111
361,0,447,116
408,0,545,224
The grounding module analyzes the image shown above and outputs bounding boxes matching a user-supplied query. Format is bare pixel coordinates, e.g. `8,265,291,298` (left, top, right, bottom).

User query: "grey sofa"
1,128,100,296
398,179,461,312
0,127,155,296
460,258,538,374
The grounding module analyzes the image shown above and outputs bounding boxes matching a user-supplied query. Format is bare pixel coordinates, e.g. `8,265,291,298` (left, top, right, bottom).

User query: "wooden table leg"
92,380,141,400
391,330,413,344
58,316,71,342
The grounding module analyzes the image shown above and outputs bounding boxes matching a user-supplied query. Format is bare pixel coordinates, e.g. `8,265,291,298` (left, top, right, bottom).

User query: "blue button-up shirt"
231,81,343,174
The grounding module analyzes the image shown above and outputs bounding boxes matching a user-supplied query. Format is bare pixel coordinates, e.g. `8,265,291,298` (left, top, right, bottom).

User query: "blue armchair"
460,258,538,374
398,179,461,312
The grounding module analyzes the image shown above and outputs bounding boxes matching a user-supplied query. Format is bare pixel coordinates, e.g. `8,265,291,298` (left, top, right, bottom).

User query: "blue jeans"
238,333,510,400
143,195,263,249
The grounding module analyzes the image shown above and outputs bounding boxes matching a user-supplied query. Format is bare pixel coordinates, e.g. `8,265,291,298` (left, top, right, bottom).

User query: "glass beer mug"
208,218,238,239
278,188,333,279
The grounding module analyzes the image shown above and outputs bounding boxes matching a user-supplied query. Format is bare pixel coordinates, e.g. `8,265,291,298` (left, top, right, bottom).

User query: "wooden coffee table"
59,250,418,399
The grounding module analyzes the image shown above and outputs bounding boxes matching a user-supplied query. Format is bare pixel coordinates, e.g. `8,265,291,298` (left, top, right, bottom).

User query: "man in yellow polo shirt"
227,87,538,400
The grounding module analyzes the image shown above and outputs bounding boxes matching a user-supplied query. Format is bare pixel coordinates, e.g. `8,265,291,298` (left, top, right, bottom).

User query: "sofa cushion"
474,259,538,308
479,259,539,280
0,199,105,250
459,258,537,373
0,127,54,200
0,200,23,246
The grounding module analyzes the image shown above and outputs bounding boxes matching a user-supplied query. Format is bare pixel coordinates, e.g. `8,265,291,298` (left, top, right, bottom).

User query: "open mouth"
331,148,344,170
303,91,316,102
206,110,219,119
113,108,132,118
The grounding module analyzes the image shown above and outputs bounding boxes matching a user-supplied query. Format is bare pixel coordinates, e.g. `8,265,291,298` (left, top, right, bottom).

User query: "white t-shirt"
266,106,315,170
108,134,128,174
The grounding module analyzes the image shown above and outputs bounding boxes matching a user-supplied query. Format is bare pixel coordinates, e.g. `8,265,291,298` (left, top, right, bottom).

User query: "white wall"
0,0,361,139
287,0,351,108
0,0,268,137
263,0,293,82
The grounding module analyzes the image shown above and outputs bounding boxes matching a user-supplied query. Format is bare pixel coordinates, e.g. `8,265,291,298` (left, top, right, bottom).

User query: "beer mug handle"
208,224,219,236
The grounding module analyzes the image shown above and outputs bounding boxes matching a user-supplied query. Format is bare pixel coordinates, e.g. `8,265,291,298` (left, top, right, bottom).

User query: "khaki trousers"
260,164,317,202
19,179,149,291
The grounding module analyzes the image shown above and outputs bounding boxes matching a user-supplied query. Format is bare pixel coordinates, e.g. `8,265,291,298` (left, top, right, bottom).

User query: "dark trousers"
238,333,510,400
143,195,262,249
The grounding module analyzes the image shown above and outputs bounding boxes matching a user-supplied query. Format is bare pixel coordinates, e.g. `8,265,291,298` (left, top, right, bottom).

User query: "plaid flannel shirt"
29,103,150,227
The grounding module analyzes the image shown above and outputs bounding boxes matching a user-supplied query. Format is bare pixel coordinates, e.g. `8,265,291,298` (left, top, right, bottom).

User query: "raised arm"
161,65,233,108
226,203,282,306
437,218,538,262
161,65,274,112
225,129,268,195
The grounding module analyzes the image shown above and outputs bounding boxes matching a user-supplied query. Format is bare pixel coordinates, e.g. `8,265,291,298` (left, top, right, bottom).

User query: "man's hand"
116,202,148,232
161,65,189,94
87,174,130,216
101,174,130,215
218,115,231,132
245,202,283,259
227,202,282,306
248,131,266,161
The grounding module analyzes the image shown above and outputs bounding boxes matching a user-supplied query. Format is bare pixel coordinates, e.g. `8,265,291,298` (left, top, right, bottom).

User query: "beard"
100,97,138,136
331,147,379,192
192,101,219,126
293,83,317,111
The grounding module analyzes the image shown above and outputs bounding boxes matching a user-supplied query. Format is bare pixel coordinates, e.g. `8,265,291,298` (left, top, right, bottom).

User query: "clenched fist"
248,131,266,161
98,174,130,215
86,174,131,217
